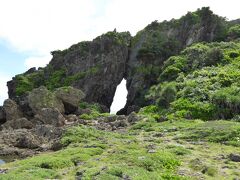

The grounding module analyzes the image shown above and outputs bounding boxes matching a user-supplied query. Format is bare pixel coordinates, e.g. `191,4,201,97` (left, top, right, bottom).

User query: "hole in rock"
110,79,128,114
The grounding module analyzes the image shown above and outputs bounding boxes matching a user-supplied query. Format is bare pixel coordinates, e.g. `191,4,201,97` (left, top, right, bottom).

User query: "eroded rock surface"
55,86,85,114
0,125,64,157
28,86,65,114
33,108,65,127
0,106,6,124
7,8,239,115
2,118,33,130
8,31,131,111
3,99,23,121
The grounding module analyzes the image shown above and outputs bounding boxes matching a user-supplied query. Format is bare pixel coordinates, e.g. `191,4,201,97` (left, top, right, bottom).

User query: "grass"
0,124,183,180
1,119,240,179
178,120,240,146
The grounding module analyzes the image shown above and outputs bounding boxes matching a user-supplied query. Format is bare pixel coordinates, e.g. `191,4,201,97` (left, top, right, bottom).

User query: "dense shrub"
228,24,240,39
157,82,177,108
146,82,177,108
148,41,240,120
15,75,34,96
212,86,240,119
171,98,216,120
158,56,186,82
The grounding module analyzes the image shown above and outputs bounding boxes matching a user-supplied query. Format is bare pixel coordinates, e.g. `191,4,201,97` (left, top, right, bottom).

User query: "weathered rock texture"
6,7,240,114
28,86,65,114
55,86,85,114
119,7,229,114
0,86,85,130
33,108,65,127
0,125,64,157
0,106,6,124
2,118,33,130
8,31,131,111
3,99,23,121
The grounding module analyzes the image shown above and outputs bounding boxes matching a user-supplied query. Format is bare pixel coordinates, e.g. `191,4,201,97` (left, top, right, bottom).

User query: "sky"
0,0,240,111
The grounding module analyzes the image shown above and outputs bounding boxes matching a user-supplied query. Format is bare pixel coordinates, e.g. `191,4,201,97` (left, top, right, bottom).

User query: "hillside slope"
1,7,240,180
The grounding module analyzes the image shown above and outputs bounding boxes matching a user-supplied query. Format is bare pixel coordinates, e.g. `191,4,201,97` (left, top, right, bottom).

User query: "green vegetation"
14,65,100,96
15,71,45,96
2,119,240,179
78,102,110,120
51,41,91,57
179,120,240,147
147,41,240,120
64,66,100,86
45,68,66,90
228,24,240,39
103,31,131,46
0,125,183,179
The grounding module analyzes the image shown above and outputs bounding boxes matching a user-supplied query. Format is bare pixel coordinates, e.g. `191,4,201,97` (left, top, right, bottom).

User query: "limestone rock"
33,125,63,140
119,8,229,114
34,108,65,127
55,86,85,114
3,99,23,121
229,153,240,162
2,118,34,130
127,112,140,124
104,115,117,123
28,86,64,114
0,129,41,149
0,106,6,124
8,31,131,111
14,135,40,149
65,114,79,122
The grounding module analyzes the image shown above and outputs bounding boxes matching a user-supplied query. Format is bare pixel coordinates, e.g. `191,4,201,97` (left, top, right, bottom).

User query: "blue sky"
0,40,28,104
0,0,240,110
0,40,27,75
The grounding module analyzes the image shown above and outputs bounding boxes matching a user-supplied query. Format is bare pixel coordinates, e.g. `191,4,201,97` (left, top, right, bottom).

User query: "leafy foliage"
15,71,45,96
147,41,240,120
227,24,240,39
78,102,110,120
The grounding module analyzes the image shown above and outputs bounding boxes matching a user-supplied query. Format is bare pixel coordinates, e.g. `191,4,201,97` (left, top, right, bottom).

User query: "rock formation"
7,7,239,115
7,31,131,112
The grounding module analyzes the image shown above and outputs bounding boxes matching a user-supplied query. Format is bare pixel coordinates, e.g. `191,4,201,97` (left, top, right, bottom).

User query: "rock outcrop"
8,31,131,112
0,86,85,130
6,7,240,115
0,125,64,157
33,108,65,127
2,118,33,130
3,99,23,121
0,106,6,124
119,7,228,114
28,86,65,114
55,86,85,114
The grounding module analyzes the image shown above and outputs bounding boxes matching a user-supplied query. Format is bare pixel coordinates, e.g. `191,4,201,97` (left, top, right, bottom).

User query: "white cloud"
24,55,52,69
0,0,239,56
0,0,97,54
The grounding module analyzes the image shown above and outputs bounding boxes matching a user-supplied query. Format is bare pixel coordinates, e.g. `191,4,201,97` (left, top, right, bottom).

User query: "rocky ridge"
7,7,240,115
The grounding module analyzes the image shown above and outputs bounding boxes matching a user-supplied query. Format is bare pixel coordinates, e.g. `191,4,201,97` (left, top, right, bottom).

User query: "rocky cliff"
6,7,240,114
119,7,229,114
7,31,131,111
